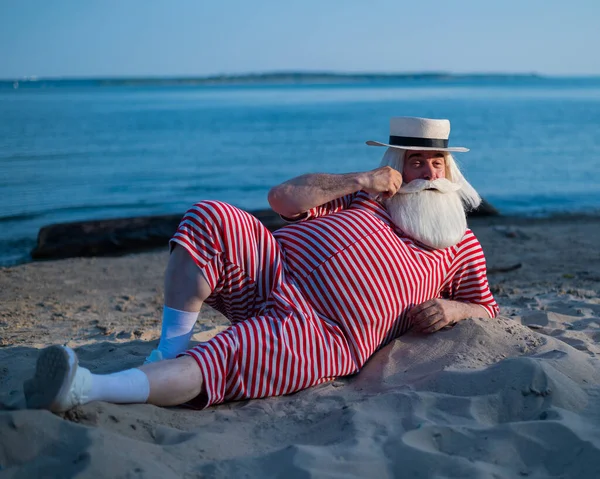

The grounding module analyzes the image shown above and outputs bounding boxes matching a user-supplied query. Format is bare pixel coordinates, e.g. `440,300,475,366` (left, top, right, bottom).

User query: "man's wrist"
349,171,367,191
449,300,489,322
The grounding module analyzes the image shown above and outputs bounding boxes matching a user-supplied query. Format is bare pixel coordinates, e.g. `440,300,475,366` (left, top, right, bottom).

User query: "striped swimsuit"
170,191,498,407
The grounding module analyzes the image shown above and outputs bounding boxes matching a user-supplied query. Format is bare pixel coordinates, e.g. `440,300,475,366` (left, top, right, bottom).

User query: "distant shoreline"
0,71,575,88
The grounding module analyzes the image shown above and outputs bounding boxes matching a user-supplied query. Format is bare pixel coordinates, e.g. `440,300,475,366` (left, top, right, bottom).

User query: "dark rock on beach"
30,209,287,261
31,214,183,260
469,198,500,217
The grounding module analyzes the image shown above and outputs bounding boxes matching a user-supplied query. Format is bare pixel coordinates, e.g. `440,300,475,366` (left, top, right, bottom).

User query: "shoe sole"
24,345,78,412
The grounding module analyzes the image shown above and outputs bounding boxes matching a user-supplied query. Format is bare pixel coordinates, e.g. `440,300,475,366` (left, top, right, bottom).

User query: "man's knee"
174,200,234,248
168,243,195,267
182,200,257,241
188,200,238,220
166,245,210,289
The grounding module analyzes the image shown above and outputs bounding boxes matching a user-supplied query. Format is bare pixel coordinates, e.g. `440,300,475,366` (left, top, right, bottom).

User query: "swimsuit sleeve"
439,230,499,318
280,192,356,224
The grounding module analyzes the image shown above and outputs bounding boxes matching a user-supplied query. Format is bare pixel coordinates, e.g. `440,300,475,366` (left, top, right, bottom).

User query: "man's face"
386,150,466,249
402,150,446,183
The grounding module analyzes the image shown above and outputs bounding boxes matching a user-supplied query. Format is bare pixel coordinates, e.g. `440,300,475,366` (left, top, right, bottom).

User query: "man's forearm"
410,298,492,334
453,301,492,321
267,172,364,218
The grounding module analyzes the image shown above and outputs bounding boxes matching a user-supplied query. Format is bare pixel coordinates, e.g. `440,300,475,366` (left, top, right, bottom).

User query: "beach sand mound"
2,318,600,478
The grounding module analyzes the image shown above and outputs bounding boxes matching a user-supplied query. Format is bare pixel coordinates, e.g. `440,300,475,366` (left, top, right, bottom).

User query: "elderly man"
25,117,498,412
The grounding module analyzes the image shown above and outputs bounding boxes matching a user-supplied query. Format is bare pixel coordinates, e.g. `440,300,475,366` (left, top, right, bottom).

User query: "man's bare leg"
140,356,203,406
146,245,213,362
164,245,212,311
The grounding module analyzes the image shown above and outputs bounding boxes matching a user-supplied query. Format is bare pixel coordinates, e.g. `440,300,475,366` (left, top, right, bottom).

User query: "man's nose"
422,164,437,180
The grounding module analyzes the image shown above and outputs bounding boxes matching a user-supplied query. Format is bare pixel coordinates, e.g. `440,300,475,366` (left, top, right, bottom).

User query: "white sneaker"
24,345,92,413
143,349,165,365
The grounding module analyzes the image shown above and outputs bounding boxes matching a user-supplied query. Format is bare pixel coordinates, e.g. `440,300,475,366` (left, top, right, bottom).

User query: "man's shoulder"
455,228,483,250
463,228,477,239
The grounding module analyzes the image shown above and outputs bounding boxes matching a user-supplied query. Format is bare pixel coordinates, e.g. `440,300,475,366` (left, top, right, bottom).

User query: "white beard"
384,179,467,249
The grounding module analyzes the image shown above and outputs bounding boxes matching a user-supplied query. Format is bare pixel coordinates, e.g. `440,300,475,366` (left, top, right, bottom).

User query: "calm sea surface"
1,78,600,266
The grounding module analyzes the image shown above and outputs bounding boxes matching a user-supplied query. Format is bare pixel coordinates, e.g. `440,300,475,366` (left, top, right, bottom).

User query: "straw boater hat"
366,117,469,152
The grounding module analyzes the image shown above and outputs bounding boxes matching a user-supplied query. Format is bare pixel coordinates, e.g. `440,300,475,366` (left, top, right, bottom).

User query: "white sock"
86,368,150,404
156,306,199,359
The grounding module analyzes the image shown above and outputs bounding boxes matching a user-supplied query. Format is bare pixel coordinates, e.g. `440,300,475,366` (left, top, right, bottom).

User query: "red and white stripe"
170,193,498,407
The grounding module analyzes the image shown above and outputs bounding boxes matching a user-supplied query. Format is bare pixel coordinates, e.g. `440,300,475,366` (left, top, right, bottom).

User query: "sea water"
1,77,599,265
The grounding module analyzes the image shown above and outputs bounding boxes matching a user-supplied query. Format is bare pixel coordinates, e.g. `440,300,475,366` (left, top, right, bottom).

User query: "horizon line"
3,70,600,83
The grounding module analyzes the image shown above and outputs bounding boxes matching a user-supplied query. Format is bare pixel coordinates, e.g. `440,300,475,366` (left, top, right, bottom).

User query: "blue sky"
1,0,599,79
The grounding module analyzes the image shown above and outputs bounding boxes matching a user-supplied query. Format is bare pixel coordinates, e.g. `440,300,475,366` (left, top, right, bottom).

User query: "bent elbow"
268,185,301,218
267,186,282,212
268,186,289,216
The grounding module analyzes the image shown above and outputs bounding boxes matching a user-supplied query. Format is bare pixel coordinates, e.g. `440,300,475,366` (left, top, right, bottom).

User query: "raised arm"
267,166,403,218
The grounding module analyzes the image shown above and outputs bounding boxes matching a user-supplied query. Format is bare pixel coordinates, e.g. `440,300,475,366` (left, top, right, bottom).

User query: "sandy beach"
1,213,600,478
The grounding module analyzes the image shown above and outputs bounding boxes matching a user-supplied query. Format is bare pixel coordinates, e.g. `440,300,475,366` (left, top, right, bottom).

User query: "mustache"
395,178,462,195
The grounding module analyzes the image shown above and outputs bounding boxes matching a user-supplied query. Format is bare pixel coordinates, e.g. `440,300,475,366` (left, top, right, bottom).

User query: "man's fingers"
422,318,447,334
408,300,438,319
412,308,439,325
412,311,442,331
382,182,400,199
408,299,455,334
407,303,427,318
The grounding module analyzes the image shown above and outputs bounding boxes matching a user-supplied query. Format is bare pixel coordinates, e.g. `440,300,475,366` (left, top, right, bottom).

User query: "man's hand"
408,298,489,334
358,166,403,200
